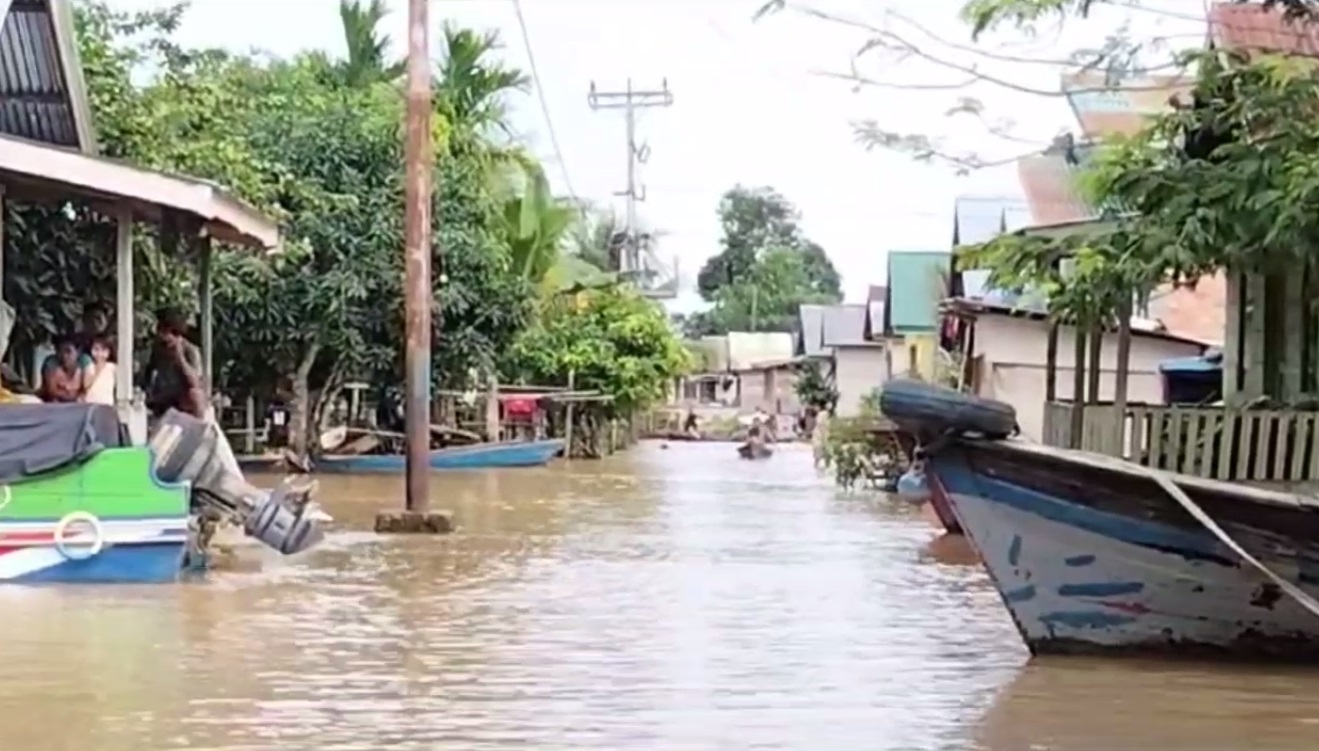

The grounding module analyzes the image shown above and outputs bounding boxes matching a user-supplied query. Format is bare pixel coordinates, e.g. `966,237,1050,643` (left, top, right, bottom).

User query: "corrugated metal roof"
0,0,95,151
953,195,1031,247
821,304,869,347
886,251,950,334
1061,69,1189,141
1017,151,1092,225
796,304,827,357
726,332,794,371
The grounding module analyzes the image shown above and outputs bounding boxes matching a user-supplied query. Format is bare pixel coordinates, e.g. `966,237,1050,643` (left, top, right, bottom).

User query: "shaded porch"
0,133,280,440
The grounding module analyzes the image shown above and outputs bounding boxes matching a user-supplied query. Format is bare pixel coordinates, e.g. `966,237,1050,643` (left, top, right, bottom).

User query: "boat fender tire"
53,511,105,561
879,379,1017,441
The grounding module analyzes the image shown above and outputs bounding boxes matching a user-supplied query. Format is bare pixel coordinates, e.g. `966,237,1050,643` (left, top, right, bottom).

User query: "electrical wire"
509,0,582,205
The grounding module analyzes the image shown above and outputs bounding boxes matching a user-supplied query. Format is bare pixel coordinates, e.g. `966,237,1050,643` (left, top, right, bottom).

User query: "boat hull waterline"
878,377,1319,661
314,439,567,474
933,446,1319,661
0,516,189,584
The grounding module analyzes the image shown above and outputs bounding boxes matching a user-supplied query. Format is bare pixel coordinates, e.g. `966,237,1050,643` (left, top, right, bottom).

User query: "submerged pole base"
374,510,454,535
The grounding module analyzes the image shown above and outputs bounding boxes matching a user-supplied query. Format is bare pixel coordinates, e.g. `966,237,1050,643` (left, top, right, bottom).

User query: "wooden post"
1086,325,1103,404
197,233,214,403
115,207,138,438
1113,299,1133,457
1223,271,1242,402
485,374,501,441
244,394,256,454
564,370,576,459
0,184,6,305
1069,325,1086,449
1044,321,1059,402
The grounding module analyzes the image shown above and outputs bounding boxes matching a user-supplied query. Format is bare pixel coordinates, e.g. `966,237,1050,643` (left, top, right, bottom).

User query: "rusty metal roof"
0,0,95,152
1210,2,1319,54
1061,70,1189,141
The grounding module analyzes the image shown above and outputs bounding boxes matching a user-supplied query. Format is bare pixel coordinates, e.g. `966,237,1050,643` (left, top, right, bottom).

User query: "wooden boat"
314,438,566,474
0,404,327,584
882,378,1319,661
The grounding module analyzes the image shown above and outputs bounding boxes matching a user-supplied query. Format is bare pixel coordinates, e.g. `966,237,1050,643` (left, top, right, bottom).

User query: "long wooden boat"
313,438,566,474
0,404,327,584
882,378,1319,662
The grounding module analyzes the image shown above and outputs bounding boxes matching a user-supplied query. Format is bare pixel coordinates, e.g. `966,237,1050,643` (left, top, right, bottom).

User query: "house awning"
0,134,280,250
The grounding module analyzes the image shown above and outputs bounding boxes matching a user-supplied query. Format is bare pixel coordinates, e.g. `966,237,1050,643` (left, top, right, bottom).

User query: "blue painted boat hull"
314,439,566,474
929,439,1319,661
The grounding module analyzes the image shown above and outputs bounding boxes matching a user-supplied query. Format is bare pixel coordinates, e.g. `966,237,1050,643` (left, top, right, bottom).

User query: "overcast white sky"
106,0,1207,308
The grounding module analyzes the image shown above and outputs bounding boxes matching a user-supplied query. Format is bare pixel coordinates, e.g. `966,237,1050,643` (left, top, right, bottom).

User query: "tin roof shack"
0,0,281,442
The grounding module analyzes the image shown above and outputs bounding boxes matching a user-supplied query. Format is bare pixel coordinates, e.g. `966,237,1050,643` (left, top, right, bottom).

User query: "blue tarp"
1159,351,1222,374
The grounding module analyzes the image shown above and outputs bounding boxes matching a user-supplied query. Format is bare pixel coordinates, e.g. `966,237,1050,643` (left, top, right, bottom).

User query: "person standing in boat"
143,308,205,419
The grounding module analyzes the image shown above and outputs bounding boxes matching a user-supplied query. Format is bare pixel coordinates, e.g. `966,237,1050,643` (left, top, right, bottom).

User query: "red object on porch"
502,397,537,417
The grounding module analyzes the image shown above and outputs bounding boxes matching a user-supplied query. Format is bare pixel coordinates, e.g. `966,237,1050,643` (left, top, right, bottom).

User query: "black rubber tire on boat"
879,379,1017,441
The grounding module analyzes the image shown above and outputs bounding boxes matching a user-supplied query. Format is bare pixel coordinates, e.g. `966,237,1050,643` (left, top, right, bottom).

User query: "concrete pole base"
374,510,455,534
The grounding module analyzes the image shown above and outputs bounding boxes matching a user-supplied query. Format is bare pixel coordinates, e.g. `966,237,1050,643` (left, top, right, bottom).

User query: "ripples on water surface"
4,441,1319,750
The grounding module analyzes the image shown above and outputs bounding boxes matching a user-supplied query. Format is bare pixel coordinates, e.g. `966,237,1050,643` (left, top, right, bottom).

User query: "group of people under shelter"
31,304,207,419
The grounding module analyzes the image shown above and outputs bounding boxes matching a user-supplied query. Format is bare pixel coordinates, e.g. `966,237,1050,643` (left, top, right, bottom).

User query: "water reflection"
976,658,1319,751
0,441,1311,750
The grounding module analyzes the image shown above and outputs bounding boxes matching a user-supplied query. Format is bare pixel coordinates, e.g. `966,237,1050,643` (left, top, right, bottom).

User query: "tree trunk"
287,340,321,459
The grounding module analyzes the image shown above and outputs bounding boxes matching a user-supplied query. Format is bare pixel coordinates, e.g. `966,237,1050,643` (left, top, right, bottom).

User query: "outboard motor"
147,409,327,556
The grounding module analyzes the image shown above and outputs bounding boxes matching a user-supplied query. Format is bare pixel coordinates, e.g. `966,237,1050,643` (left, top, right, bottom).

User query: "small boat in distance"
313,438,566,474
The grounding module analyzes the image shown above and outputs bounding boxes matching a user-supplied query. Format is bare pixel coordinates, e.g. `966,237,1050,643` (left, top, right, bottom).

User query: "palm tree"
335,0,402,87
435,23,529,138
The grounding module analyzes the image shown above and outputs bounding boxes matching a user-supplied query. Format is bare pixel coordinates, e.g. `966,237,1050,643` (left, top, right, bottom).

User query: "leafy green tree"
690,186,842,336
697,185,841,301
54,1,543,453
506,287,690,413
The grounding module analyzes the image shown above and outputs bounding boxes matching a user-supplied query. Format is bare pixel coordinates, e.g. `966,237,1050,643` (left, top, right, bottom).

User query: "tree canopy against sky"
683,185,842,337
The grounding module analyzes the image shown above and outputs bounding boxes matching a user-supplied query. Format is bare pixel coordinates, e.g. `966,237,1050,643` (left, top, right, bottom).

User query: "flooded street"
5,442,1319,750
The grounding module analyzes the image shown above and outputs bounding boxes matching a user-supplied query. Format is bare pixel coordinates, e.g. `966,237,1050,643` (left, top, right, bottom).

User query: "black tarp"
0,403,125,482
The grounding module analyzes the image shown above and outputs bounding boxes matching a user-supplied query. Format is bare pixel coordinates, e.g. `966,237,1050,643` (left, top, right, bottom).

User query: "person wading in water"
143,308,205,419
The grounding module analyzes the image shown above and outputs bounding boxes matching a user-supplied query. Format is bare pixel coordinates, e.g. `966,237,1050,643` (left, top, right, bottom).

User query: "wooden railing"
1041,401,1319,483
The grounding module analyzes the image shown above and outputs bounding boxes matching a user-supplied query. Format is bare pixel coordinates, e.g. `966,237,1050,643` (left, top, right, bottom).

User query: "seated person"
40,338,83,403
80,335,116,406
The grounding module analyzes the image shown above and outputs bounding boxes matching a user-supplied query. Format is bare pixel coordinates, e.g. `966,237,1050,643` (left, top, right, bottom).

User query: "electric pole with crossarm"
587,79,674,276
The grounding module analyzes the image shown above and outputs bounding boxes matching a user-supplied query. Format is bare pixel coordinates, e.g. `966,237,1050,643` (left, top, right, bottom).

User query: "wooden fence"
1042,401,1319,483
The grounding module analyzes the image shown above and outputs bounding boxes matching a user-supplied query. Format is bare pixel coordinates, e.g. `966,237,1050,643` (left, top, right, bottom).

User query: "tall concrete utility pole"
401,0,432,516
587,79,673,274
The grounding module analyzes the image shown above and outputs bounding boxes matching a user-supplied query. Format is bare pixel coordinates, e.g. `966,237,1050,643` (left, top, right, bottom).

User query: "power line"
509,0,580,204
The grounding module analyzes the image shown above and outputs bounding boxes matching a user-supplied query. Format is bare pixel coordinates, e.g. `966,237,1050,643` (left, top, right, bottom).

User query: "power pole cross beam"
587,79,673,274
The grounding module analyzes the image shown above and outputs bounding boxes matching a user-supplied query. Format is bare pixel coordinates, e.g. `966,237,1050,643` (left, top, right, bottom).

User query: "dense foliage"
685,185,842,336
3,0,689,451
506,288,691,414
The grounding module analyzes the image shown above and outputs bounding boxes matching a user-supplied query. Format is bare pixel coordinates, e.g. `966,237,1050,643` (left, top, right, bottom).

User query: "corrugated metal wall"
0,0,81,147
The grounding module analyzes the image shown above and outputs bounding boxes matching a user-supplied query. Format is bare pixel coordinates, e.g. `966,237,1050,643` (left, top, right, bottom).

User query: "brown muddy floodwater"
5,442,1319,750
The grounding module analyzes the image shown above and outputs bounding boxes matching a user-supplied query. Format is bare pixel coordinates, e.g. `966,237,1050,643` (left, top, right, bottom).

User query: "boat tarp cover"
0,403,124,482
